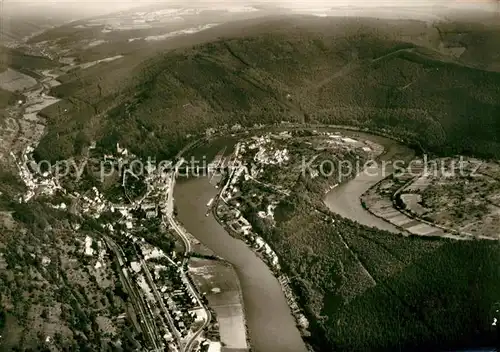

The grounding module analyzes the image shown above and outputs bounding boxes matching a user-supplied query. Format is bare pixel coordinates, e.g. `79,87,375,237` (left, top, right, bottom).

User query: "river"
174,131,414,352
175,175,308,352
324,131,415,234
324,163,403,233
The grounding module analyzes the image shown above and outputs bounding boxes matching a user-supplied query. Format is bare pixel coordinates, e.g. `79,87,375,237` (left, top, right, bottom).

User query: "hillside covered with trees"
5,13,500,351
35,16,500,162
260,186,500,351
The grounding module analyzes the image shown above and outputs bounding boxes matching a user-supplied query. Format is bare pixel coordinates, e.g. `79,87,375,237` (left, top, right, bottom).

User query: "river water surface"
175,176,308,352
324,131,415,233
324,163,403,233
174,131,413,352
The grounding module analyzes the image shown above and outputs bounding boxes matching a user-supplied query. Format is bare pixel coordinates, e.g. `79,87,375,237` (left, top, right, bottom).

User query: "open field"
4,10,500,352
362,180,451,239
0,69,37,92
418,159,500,239
0,67,60,162
362,158,461,239
188,258,249,351
362,157,500,240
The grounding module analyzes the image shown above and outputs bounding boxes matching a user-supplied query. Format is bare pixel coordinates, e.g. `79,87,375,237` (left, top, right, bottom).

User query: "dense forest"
22,15,500,351
35,17,500,163
0,46,58,73
246,175,500,351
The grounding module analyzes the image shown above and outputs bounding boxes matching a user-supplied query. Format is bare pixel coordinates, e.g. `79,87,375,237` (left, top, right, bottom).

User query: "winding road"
164,158,212,352
172,126,421,352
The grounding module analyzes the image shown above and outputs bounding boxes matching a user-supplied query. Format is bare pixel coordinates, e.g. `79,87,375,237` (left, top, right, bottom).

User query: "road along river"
174,129,414,352
175,174,308,352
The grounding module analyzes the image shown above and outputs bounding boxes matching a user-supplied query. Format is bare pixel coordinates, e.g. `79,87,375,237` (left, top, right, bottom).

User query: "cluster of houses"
14,146,62,202
79,186,107,217
133,241,199,342
277,275,309,330
215,134,310,332
241,135,290,167
15,140,207,350
217,142,282,269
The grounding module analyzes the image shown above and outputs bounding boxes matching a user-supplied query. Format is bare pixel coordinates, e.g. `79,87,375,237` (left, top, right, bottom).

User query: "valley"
2,4,500,352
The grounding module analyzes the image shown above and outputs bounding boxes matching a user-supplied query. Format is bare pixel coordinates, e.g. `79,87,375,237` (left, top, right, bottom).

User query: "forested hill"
35,16,500,162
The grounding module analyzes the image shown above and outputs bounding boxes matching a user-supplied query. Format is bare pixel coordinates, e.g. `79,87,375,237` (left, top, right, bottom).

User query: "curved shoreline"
323,129,415,234
360,165,499,241
174,175,308,352
176,125,415,351
210,187,312,349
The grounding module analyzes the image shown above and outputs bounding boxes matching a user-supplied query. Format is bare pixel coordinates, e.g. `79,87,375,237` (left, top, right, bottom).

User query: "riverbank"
179,126,416,352
211,186,312,344
206,140,313,344
0,67,61,162
360,157,500,241
324,130,415,234
174,174,308,352
187,256,250,351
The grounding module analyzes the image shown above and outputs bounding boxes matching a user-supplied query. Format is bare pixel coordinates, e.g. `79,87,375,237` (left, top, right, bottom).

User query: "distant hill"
34,15,500,162
11,13,500,352
0,5,74,44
